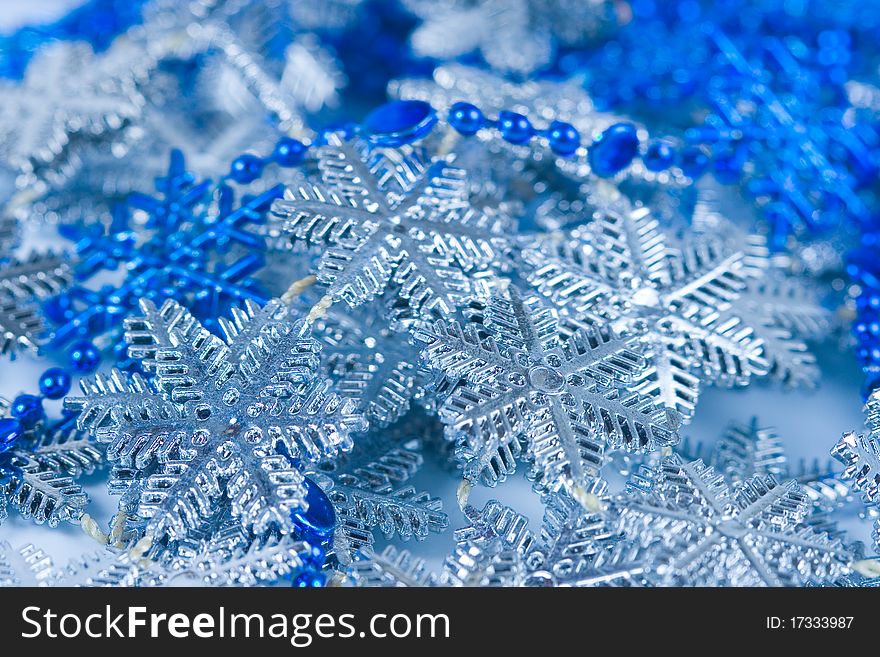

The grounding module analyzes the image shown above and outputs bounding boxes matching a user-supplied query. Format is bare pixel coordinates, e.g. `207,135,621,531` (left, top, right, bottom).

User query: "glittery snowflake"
611,455,853,586
415,283,680,496
0,251,73,358
268,136,510,321
314,413,448,565
65,296,366,543
523,199,828,421
0,41,145,181
0,398,102,527
52,150,281,357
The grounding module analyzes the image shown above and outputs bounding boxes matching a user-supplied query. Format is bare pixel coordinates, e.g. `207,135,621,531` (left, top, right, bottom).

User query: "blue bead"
43,294,74,323
290,476,336,543
38,367,72,399
679,145,710,178
363,99,437,146
847,247,880,290
11,394,44,429
0,417,22,454
229,154,264,184
588,123,640,177
302,544,326,569
643,140,675,171
498,111,533,145
547,121,580,156
448,102,484,136
69,340,101,373
272,138,307,167
292,571,326,588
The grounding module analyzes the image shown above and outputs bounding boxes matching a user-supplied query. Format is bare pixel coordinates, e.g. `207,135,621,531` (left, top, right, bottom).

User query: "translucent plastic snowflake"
0,41,145,180
65,296,366,543
313,413,448,565
524,200,828,420
347,500,530,587
268,136,510,320
314,305,428,426
611,455,853,586
52,150,281,356
415,283,679,496
0,399,102,527
0,251,72,358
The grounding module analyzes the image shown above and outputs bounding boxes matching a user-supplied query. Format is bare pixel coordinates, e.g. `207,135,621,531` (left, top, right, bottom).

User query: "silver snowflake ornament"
611,455,853,586
0,398,102,527
268,136,510,321
0,251,73,358
832,389,880,509
65,296,367,543
524,200,828,420
414,283,680,497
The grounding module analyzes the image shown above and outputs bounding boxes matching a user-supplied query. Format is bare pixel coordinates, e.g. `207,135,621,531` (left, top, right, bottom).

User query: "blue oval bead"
448,102,484,136
39,367,72,400
290,476,336,543
363,100,437,146
272,137,307,167
11,394,44,429
643,140,675,171
679,145,710,178
229,153,264,184
69,340,101,373
547,121,580,156
498,111,533,145
588,123,640,177
0,417,22,454
292,571,326,588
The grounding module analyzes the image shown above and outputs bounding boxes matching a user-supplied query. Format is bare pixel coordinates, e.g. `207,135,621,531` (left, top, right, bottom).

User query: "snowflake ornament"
52,150,281,358
0,40,146,183
312,414,448,566
268,136,510,322
611,455,853,586
415,283,680,497
0,397,102,527
0,251,72,358
65,295,366,544
523,198,828,420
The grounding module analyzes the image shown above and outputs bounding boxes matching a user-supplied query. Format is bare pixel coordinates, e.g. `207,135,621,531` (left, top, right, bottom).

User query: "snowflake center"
714,518,747,539
528,365,566,394
629,286,662,309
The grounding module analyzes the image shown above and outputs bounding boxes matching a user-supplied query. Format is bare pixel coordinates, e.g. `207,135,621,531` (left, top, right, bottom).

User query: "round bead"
643,140,675,171
448,102,484,136
0,417,23,454
43,294,74,323
363,99,437,146
272,138,307,167
679,145,710,178
302,544,326,569
547,121,580,156
292,571,326,588
229,153,264,184
69,340,101,373
11,394,44,429
498,111,533,145
290,476,336,543
588,122,640,177
38,367,72,400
